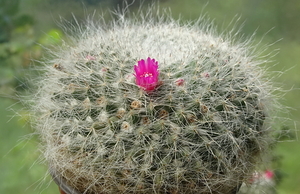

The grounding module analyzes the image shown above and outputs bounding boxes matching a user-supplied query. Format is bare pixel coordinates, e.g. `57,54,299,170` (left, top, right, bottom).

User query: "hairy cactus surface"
29,8,278,194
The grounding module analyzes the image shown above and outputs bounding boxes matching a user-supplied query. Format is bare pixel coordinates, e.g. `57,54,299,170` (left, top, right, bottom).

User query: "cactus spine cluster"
29,8,277,194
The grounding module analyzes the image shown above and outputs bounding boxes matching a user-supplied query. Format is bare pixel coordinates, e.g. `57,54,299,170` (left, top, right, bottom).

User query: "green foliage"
39,29,63,45
0,98,58,194
0,0,34,43
0,0,35,95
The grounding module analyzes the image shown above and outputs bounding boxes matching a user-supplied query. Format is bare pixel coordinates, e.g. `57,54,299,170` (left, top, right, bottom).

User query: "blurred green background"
0,0,299,193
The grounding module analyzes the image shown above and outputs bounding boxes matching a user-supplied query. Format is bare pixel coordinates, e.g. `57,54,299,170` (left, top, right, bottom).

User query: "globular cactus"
29,8,278,194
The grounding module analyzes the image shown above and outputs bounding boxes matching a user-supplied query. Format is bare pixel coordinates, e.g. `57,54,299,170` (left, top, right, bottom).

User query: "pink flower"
263,170,274,180
134,57,159,92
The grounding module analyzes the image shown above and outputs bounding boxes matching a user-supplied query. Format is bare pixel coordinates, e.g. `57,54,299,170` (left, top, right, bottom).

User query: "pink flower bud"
202,72,210,78
264,170,274,180
175,79,184,86
134,57,159,92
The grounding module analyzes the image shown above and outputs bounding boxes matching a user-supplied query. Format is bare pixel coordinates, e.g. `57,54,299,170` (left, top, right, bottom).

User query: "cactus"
28,8,278,194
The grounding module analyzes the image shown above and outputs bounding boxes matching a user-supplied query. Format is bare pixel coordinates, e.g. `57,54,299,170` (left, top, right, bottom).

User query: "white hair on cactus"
27,5,282,194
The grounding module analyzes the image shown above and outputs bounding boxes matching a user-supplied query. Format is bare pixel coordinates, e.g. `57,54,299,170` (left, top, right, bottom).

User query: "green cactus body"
30,10,276,194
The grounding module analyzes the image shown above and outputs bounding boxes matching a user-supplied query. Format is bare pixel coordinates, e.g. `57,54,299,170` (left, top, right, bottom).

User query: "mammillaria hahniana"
28,7,280,194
